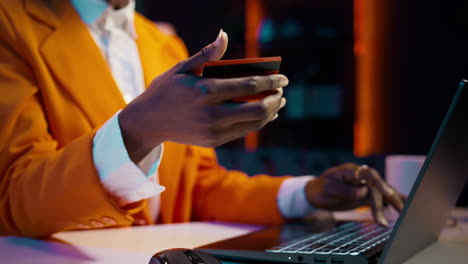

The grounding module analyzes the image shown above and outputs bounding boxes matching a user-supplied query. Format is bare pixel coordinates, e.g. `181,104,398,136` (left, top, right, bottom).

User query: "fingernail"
279,76,289,87
380,217,389,227
280,98,287,108
213,29,224,47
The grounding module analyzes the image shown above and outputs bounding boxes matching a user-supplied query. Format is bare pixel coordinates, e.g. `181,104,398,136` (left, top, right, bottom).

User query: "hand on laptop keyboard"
304,163,406,226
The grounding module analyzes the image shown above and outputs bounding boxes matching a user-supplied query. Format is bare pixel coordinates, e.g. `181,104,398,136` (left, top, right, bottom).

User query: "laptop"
197,79,468,264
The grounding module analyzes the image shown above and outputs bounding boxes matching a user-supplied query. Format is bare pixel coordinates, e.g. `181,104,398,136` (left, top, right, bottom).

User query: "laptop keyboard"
266,221,393,255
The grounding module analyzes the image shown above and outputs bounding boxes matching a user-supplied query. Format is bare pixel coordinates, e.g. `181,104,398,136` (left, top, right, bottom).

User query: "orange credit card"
202,57,282,102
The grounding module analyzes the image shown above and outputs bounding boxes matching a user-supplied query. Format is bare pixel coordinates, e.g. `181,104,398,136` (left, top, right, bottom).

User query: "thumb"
177,29,228,74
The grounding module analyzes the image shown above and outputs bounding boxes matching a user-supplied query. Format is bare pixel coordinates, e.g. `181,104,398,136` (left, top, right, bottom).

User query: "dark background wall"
140,1,246,59
363,0,468,155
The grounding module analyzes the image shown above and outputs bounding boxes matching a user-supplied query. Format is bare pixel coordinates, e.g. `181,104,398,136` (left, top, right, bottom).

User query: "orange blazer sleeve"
192,146,289,225
158,143,289,225
0,5,142,237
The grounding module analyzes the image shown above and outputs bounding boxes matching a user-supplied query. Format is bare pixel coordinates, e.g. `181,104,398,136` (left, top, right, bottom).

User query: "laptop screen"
379,80,468,263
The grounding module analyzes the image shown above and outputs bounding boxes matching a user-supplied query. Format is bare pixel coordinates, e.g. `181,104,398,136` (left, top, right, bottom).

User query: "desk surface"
2,209,468,264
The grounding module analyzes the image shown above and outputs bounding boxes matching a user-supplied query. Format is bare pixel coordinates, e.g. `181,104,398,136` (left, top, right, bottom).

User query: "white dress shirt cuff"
277,175,316,219
93,111,165,206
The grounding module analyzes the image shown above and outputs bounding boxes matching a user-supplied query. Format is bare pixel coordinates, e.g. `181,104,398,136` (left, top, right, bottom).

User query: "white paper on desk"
0,236,150,264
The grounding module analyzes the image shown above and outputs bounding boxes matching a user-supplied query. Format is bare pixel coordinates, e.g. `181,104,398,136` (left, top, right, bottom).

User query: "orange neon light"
354,0,385,156
244,0,264,152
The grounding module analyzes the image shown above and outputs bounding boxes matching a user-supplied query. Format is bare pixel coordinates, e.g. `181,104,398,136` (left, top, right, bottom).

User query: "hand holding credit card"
119,30,287,161
202,57,282,102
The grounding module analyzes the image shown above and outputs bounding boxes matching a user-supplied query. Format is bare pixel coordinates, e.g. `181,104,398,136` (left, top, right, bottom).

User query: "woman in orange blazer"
0,0,288,237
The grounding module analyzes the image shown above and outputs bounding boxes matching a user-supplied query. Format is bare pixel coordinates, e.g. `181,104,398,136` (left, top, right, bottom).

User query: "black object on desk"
150,248,222,264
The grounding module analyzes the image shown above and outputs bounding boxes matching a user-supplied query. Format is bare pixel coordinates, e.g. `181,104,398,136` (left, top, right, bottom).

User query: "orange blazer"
0,0,288,237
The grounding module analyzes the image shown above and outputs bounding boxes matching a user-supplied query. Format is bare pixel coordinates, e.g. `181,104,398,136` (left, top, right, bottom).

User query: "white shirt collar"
71,0,137,38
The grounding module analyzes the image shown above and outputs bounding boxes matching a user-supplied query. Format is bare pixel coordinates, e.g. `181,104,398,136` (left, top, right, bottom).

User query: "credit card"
202,57,282,102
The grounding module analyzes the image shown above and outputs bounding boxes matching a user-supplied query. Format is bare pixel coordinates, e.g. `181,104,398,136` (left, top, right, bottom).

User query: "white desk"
1,222,260,264
1,209,468,264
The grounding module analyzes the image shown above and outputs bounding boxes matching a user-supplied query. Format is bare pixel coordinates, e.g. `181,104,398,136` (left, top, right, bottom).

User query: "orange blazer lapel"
134,14,189,87
135,15,169,87
32,0,126,126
